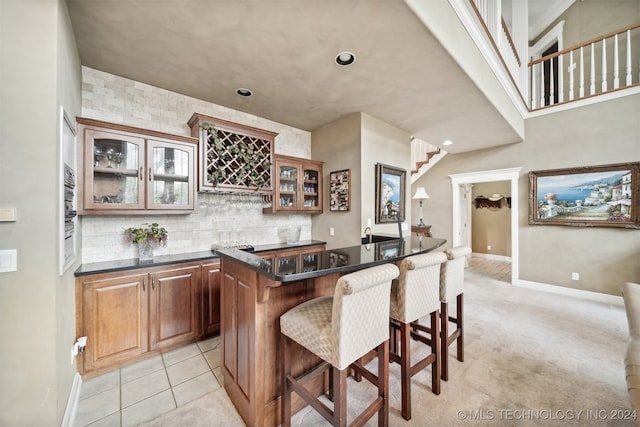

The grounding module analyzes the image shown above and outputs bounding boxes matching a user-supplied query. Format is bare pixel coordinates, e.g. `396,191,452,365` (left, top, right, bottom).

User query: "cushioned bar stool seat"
389,251,448,420
280,263,400,427
440,246,472,381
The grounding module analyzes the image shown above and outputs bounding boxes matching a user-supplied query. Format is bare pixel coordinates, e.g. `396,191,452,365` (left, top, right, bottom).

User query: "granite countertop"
217,236,447,283
74,240,327,277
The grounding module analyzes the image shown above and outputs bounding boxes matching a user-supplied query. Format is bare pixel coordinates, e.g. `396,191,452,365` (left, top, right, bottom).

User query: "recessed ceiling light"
335,51,356,66
442,140,453,146
236,88,252,97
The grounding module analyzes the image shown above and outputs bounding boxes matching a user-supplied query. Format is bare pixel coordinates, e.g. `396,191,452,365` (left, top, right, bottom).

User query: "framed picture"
330,169,350,211
529,162,640,228
375,163,406,224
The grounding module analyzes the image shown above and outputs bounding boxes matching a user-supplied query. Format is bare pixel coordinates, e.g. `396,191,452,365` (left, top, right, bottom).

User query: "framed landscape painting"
375,163,406,224
529,162,640,228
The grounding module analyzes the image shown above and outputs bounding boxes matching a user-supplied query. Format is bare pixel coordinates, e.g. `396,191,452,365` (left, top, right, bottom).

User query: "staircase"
410,137,447,184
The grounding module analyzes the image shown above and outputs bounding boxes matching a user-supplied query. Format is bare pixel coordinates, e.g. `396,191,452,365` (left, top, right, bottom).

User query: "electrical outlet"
572,272,579,281
487,245,492,251
329,227,334,236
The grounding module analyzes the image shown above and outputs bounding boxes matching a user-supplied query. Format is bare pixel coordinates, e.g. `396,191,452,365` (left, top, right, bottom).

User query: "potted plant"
124,222,168,262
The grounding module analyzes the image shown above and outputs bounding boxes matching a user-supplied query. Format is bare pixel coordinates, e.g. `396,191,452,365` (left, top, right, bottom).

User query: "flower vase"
138,240,154,263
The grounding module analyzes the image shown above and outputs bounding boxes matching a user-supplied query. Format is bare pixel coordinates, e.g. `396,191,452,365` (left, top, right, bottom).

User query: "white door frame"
450,167,522,284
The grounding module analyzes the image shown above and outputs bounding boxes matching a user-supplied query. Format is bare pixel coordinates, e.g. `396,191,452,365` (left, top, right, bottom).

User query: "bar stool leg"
440,301,449,381
399,321,411,420
378,340,390,427
431,311,441,394
281,334,292,427
457,293,464,362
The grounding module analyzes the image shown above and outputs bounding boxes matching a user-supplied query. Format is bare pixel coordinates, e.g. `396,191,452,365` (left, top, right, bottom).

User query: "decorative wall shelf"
474,196,511,209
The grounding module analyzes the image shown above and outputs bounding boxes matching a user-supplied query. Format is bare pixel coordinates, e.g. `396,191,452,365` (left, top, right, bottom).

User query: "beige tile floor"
73,335,223,427
72,256,510,427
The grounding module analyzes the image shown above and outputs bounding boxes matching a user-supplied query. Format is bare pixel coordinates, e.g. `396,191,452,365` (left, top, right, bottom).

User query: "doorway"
449,167,521,284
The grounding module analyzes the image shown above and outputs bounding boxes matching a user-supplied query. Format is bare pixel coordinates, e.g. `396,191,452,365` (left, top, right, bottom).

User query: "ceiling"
65,0,554,154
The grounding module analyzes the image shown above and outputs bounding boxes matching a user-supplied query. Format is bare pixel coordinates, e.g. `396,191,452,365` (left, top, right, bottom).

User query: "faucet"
364,227,372,244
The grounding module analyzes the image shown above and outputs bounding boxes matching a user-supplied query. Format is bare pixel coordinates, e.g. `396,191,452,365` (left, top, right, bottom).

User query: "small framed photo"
330,169,350,211
529,162,639,228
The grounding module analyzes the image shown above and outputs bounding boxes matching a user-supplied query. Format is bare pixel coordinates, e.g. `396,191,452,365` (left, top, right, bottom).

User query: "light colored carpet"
140,267,634,426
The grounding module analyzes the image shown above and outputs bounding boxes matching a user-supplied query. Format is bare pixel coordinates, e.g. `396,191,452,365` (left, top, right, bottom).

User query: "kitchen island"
217,236,446,426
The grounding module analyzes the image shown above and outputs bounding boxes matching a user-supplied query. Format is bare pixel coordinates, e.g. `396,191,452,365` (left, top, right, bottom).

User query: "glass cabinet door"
277,161,299,210
275,254,298,275
147,140,195,210
302,167,320,209
85,130,145,210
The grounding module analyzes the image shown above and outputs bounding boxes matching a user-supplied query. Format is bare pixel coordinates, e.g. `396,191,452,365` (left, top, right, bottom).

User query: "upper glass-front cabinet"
79,118,197,215
88,130,145,210
267,155,323,214
147,140,193,209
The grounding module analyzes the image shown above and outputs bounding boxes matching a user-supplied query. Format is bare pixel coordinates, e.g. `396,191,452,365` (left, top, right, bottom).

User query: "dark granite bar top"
217,236,447,283
74,240,327,277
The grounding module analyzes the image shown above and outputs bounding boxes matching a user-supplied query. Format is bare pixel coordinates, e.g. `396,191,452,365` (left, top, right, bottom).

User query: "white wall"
80,67,314,263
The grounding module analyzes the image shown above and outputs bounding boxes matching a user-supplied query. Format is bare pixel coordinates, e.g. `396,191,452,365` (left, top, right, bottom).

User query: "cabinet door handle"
139,167,143,181
151,278,155,290
149,167,152,182
142,278,146,292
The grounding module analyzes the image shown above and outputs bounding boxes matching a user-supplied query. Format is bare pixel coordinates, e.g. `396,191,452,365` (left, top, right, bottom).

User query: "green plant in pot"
124,223,168,262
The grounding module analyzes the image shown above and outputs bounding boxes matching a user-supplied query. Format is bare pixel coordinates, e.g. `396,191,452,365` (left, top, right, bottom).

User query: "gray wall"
312,113,412,248
415,94,640,296
0,0,82,425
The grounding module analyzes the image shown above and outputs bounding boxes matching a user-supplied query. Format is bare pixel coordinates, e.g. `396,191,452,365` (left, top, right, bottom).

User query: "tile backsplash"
80,67,313,263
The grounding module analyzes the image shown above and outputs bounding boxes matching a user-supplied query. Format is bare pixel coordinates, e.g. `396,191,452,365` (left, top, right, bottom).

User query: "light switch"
0,207,16,222
0,249,17,272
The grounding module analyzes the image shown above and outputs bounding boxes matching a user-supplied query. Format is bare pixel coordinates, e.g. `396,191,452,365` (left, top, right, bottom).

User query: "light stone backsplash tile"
79,67,314,263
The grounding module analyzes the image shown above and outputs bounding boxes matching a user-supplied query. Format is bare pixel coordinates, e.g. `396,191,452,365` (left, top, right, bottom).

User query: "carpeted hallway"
141,259,634,426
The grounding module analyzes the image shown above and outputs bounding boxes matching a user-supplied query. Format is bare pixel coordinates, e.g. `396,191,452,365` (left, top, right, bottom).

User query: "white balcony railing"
468,0,640,111
529,23,640,110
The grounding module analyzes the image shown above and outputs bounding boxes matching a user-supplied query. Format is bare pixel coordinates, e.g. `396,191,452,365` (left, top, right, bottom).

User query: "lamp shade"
412,187,430,200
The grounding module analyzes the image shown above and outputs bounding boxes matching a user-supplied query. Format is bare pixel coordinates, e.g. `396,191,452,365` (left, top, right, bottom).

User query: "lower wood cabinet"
76,260,210,377
202,260,222,335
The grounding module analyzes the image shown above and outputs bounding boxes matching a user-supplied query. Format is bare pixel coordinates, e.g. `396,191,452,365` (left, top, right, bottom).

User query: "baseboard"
516,279,624,306
471,252,512,263
61,373,82,427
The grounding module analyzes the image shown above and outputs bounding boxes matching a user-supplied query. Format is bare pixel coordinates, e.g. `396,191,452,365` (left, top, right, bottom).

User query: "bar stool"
389,251,448,420
280,263,399,427
440,246,472,381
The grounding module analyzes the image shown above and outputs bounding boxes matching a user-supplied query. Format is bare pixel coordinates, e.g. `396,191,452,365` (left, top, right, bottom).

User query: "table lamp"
412,187,430,227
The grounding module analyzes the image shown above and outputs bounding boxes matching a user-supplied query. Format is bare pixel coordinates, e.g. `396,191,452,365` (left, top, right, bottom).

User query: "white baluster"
558,53,564,103
569,50,574,100
602,38,607,92
580,46,585,98
531,62,537,109
627,29,632,86
550,58,555,105
590,43,596,95
613,34,619,89
539,61,545,107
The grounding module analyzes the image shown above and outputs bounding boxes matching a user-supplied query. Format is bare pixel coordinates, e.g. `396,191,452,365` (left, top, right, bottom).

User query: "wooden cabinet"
202,261,222,335
80,272,149,373
188,113,276,193
76,261,202,376
265,155,323,214
77,118,197,215
149,265,201,350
